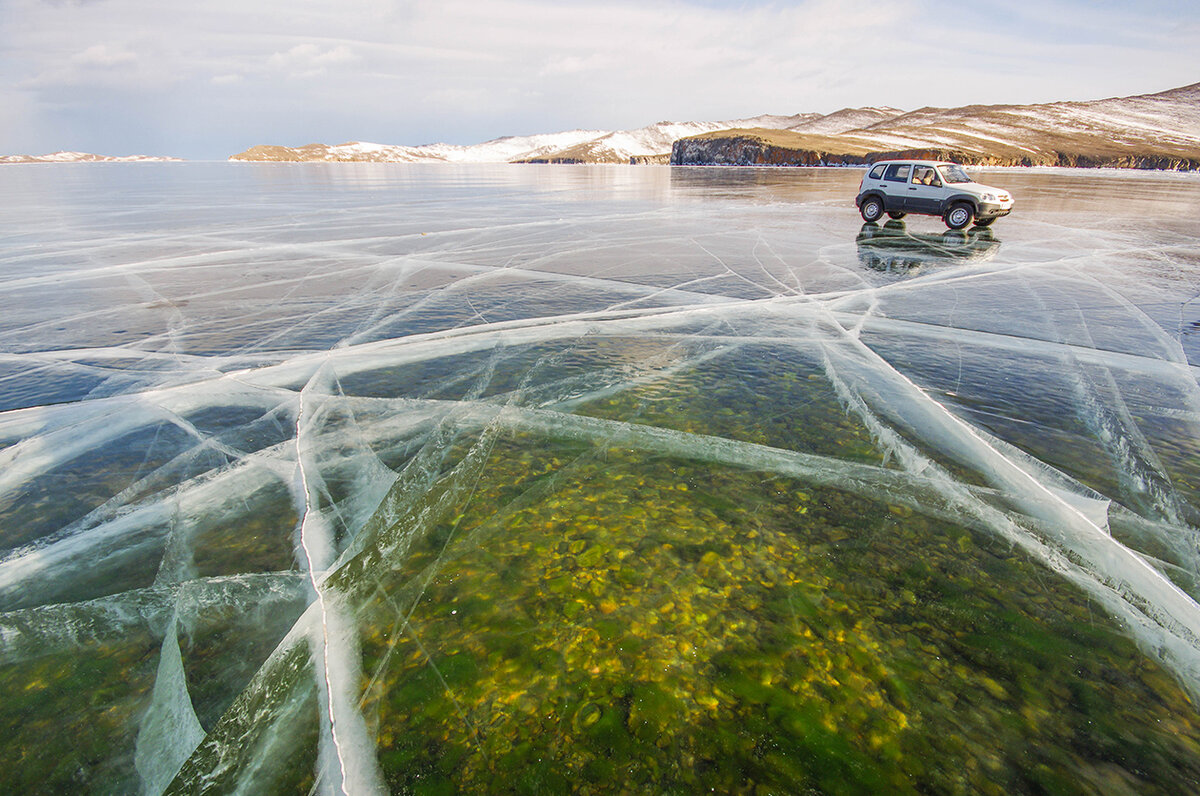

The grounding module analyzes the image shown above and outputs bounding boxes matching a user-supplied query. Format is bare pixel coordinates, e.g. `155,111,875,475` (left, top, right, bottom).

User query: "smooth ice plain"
3,163,1200,794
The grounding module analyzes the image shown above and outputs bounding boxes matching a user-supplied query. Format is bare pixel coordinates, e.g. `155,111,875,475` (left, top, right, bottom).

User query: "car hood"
957,181,1010,198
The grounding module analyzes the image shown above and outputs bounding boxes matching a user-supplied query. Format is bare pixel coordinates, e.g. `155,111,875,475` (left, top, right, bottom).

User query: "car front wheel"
944,203,974,230
860,196,884,223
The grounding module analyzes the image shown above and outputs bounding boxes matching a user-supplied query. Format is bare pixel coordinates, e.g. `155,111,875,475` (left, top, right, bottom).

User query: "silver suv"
855,160,1014,229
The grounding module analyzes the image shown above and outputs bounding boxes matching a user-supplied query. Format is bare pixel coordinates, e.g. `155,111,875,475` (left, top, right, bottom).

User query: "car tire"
860,196,884,223
944,203,974,230
972,217,996,227
887,211,906,220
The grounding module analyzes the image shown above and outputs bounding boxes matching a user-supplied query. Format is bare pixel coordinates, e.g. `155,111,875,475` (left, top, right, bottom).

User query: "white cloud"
267,43,359,77
539,54,612,77
71,43,138,69
19,37,173,92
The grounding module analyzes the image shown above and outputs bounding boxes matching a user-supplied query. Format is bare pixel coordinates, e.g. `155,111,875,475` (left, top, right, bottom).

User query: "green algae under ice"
4,164,1200,795
351,442,1200,795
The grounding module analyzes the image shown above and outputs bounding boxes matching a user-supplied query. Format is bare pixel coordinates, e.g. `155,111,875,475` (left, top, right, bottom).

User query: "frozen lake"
3,163,1200,793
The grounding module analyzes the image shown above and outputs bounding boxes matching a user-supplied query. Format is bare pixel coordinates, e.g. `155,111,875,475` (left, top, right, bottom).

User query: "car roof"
869,159,959,167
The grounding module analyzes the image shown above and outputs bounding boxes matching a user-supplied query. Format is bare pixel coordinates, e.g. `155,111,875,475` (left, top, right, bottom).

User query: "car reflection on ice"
856,220,1001,276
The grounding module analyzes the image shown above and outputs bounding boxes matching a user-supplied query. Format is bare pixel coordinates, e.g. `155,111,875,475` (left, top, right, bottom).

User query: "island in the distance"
230,81,1200,171
1,152,183,164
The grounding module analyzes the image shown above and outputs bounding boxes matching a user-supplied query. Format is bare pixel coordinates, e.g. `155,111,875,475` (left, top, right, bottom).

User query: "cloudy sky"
2,0,1198,159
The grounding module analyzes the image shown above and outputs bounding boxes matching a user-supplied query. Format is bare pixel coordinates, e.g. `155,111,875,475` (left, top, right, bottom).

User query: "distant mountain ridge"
1,151,182,164
228,81,1200,170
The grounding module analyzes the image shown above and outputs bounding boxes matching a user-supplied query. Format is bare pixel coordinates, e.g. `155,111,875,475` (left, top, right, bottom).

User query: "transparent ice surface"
2,163,1200,793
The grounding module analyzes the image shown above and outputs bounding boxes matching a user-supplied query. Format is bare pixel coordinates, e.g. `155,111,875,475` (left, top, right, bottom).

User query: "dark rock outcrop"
630,153,671,165
671,135,870,167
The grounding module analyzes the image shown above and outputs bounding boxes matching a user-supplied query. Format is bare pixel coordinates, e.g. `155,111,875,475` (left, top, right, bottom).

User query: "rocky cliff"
671,131,873,167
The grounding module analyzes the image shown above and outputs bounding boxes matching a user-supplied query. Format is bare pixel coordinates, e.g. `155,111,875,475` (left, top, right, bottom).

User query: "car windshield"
938,165,972,184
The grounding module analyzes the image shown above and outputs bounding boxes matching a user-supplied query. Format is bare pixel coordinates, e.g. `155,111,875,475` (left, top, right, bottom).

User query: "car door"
880,163,911,212
905,165,949,214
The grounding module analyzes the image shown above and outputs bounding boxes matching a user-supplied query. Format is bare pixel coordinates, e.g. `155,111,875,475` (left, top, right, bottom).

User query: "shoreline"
4,160,1198,176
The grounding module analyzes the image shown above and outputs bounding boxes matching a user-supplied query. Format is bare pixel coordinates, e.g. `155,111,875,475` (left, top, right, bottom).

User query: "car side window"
869,164,886,180
911,166,942,187
883,164,910,182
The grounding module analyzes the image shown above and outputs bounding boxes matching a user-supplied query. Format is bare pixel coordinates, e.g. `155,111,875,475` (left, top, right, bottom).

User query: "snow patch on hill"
788,107,904,136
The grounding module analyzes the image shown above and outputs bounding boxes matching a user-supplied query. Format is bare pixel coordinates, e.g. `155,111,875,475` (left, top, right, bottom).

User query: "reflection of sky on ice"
3,164,1200,792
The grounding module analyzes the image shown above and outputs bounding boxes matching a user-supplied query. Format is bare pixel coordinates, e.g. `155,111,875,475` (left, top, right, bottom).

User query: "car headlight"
981,192,996,202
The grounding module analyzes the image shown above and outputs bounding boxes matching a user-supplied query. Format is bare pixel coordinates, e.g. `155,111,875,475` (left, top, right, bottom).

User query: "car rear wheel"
887,211,906,220
860,196,884,223
972,217,996,227
944,203,974,230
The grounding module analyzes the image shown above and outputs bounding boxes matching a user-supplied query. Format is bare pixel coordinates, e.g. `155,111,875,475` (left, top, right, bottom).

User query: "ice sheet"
3,163,1200,793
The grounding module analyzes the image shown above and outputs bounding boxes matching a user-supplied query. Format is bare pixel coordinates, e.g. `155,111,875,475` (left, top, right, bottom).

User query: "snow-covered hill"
0,151,182,164
229,113,834,164
515,115,826,163
229,82,1200,168
836,82,1200,156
